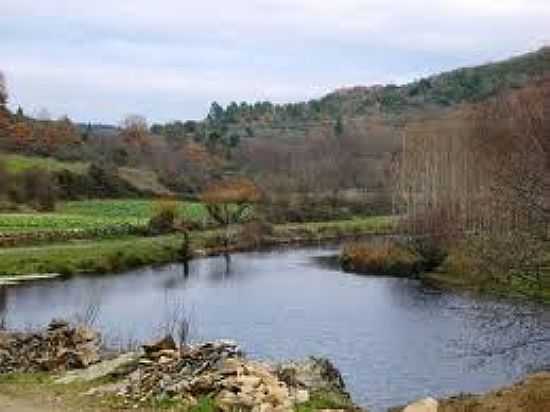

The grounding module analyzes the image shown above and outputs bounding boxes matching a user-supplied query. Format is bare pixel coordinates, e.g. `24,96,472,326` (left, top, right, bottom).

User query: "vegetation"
0,200,208,233
341,241,422,276
1,153,88,174
0,216,394,277
396,75,550,299
1,49,549,300
295,391,353,412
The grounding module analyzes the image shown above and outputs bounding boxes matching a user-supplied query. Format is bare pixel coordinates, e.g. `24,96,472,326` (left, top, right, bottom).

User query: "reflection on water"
1,245,549,411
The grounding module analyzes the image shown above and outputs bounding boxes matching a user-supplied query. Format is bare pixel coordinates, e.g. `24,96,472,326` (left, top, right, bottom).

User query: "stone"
292,389,310,404
0,320,101,374
51,337,351,412
403,397,438,412
142,335,177,354
48,319,69,331
56,352,139,384
277,357,349,398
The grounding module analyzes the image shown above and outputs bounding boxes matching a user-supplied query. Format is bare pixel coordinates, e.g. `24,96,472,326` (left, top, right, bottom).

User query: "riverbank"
421,262,550,303
0,216,395,279
390,372,550,412
337,237,550,303
1,320,549,412
0,321,357,412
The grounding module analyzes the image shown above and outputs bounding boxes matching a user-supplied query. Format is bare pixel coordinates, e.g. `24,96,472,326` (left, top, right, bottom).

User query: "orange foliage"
201,177,262,205
11,121,33,147
180,142,224,170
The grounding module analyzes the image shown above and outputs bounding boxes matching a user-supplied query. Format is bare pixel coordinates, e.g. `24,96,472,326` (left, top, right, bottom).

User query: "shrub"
340,240,422,276
13,168,58,211
239,219,274,247
148,200,178,235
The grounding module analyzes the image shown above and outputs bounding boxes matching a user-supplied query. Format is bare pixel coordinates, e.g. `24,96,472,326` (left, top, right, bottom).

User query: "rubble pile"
0,322,356,412
94,336,351,412
0,319,100,373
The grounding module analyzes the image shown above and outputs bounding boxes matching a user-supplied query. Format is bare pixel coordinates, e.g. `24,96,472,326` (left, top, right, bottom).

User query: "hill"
155,47,550,142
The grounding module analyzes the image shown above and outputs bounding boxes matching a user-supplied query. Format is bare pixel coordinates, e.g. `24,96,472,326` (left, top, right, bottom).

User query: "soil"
0,393,65,412
438,372,550,412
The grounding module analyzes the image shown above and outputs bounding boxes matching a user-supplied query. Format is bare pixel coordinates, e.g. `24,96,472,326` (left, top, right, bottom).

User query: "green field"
1,154,89,174
0,199,210,233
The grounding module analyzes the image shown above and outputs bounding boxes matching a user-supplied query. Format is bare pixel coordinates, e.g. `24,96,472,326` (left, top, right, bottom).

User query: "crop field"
58,199,209,222
0,199,210,234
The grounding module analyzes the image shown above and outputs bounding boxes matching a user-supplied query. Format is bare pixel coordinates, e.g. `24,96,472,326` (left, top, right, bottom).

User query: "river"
1,244,549,411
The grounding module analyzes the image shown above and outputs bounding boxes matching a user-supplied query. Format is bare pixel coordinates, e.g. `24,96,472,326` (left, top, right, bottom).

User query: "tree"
0,72,11,141
0,72,7,109
120,115,152,165
334,116,344,137
207,102,225,126
397,78,550,295
201,177,262,253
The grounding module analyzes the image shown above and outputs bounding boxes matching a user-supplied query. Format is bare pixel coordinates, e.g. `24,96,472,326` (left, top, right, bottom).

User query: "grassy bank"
422,268,550,302
419,247,550,302
0,216,395,277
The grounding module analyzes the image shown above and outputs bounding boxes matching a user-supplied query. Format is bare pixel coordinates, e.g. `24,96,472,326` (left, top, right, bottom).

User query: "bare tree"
397,77,550,294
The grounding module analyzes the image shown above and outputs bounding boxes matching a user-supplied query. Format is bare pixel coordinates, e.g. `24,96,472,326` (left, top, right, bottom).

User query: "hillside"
160,47,550,142
1,47,548,205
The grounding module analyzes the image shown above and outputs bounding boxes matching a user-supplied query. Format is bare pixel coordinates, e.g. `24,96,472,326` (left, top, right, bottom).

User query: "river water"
1,245,549,411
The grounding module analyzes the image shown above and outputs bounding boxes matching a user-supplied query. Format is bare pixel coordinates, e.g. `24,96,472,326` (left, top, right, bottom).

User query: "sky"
1,0,549,124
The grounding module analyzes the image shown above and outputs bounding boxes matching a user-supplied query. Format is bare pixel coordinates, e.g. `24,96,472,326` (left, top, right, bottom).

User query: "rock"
48,319,69,331
54,337,355,412
292,389,310,404
142,335,176,355
277,357,349,398
0,320,101,374
56,352,139,384
403,397,438,412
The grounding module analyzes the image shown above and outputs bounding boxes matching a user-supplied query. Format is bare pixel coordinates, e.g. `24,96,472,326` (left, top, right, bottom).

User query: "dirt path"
0,393,60,412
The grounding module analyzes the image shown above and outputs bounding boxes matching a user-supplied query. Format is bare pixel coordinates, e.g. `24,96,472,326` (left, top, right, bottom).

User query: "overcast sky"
1,0,549,124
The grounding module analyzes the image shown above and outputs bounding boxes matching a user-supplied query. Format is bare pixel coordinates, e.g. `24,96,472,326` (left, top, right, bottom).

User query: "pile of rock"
0,319,100,373
90,335,352,412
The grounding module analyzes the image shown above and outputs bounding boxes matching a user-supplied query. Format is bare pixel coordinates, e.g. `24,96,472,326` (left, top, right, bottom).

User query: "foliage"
12,168,58,212
1,154,88,174
189,397,217,412
295,391,353,412
201,177,261,226
397,75,550,294
0,199,210,245
0,216,393,276
341,240,422,276
239,219,274,247
148,200,179,235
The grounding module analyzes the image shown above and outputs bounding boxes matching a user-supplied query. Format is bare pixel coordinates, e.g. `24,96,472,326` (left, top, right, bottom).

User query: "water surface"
1,245,549,411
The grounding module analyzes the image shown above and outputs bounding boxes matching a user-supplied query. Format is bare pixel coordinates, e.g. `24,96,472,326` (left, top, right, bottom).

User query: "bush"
148,200,178,235
440,230,545,293
13,168,58,211
340,240,422,277
239,219,274,247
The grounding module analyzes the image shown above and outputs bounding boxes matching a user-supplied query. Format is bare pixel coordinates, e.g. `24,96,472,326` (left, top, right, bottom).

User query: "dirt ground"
0,393,65,412
439,372,550,412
